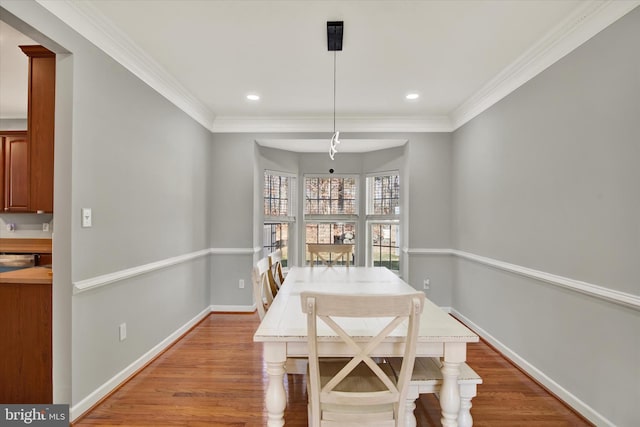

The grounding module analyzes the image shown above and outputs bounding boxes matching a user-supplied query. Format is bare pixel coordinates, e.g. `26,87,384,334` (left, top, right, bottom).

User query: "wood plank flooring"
73,312,592,426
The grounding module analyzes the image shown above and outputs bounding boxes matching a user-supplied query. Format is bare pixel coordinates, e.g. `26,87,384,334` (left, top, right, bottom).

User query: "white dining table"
253,266,479,427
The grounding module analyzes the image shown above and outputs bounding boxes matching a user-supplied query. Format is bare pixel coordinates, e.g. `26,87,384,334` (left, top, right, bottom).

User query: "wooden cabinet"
1,131,30,212
22,45,55,213
0,282,52,403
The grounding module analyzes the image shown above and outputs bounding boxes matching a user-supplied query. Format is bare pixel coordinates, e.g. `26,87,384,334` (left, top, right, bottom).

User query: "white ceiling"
2,0,638,151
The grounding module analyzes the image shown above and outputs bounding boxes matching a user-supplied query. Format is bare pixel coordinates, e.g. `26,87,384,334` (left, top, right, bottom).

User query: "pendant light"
327,21,343,160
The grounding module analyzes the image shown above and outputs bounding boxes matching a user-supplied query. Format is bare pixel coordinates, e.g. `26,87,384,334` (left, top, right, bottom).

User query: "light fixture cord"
333,50,336,133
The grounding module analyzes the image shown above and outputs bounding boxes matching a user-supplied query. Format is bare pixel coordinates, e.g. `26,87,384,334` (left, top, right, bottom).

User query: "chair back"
268,249,285,288
301,291,425,426
253,257,277,320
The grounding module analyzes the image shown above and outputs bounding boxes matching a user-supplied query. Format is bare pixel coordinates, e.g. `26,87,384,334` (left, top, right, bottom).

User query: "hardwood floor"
73,312,592,426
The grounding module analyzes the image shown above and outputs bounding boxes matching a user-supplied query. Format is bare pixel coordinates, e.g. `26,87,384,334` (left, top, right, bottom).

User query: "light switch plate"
82,208,92,228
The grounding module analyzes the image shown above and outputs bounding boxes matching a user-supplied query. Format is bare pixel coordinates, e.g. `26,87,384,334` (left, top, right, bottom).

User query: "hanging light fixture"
327,21,343,160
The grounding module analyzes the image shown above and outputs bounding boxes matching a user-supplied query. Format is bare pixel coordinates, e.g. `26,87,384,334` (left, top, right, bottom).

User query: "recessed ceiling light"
247,94,260,101
406,93,419,100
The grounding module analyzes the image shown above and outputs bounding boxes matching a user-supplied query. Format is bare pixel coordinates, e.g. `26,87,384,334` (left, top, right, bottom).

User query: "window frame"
264,169,297,223
365,171,401,272
366,171,400,220
303,173,360,266
263,170,297,266
303,173,360,218
367,220,401,272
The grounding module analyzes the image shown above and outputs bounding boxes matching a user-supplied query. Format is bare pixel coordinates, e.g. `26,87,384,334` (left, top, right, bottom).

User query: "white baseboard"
450,308,613,427
211,304,256,313
70,305,212,421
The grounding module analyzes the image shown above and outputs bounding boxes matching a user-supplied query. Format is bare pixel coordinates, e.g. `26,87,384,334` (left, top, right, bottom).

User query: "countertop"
0,238,52,254
0,266,52,285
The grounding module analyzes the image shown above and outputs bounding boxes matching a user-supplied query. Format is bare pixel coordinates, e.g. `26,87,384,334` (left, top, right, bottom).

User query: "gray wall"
403,133,454,305
0,118,27,129
452,7,640,426
1,0,213,406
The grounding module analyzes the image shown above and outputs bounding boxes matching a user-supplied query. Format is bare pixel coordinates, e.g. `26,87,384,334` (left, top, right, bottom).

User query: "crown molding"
211,115,453,133
35,0,216,130
450,0,640,130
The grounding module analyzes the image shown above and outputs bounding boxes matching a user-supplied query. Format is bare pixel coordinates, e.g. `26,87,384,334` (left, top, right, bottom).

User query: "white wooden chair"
301,291,425,427
253,257,307,374
268,249,286,288
252,257,277,320
388,357,482,427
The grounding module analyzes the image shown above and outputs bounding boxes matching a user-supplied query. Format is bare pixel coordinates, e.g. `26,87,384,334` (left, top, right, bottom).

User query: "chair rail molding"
73,247,256,293
405,248,640,310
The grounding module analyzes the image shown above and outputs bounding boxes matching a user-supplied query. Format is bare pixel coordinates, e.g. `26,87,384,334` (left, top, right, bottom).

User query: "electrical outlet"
43,223,50,232
423,278,430,290
119,323,127,341
239,279,245,289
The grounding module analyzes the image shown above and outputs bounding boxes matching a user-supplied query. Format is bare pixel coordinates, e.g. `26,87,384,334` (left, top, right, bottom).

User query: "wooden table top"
254,266,478,344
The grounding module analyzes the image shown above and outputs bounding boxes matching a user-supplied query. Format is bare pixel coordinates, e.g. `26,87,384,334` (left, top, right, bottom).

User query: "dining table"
253,266,479,427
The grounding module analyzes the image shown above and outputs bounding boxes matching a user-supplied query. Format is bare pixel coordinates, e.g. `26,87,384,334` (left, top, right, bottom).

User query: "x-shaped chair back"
301,291,424,424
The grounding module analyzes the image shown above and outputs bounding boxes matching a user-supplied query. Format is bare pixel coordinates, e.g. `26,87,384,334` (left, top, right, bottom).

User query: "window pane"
371,223,399,271
305,176,357,215
368,174,399,215
264,172,289,217
263,223,288,267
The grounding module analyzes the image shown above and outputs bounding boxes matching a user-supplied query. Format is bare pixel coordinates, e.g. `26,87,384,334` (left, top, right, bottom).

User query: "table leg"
264,342,287,427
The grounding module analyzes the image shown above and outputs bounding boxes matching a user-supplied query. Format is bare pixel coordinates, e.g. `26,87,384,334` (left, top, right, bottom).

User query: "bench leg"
440,360,462,427
403,384,419,427
457,383,477,427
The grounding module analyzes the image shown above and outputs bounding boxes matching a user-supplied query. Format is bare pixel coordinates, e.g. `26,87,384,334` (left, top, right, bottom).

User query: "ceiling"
2,1,638,149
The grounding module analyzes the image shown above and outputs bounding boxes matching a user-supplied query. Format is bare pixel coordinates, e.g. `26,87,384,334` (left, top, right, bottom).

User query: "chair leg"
403,385,419,427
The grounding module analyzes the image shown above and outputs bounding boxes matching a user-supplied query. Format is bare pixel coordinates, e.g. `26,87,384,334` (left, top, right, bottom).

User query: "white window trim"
263,170,297,266
366,171,400,218
366,219,401,272
264,169,297,221
365,171,401,272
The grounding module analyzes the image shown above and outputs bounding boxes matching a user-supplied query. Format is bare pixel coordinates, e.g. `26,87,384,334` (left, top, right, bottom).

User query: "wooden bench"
389,357,482,427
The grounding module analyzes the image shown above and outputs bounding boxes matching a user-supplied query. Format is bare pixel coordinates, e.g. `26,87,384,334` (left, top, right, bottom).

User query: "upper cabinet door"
21,45,55,213
3,133,30,212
